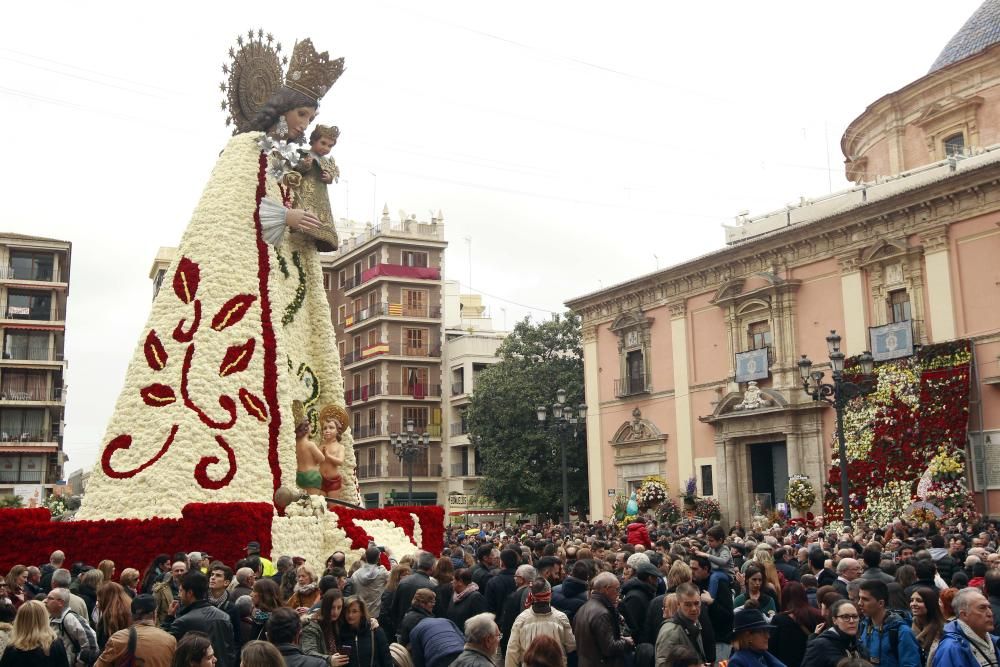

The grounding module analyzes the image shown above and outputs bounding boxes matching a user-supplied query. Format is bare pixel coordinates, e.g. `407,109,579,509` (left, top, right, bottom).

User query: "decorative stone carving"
731,381,773,411
611,408,665,444
668,301,687,318
921,226,950,254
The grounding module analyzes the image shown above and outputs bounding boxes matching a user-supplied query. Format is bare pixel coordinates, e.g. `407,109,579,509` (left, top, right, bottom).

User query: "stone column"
581,324,606,520
669,301,694,482
838,253,868,355
921,226,957,342
717,437,741,525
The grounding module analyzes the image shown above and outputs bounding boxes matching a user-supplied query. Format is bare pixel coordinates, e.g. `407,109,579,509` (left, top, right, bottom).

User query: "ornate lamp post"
797,330,876,530
390,420,430,506
536,388,588,528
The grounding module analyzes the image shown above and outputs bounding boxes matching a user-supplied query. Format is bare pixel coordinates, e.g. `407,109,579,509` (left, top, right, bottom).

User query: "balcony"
388,422,442,438
614,373,650,398
2,345,65,363
450,463,481,478
333,219,446,259
4,307,65,323
450,421,469,437
356,464,382,479
0,266,62,283
345,383,384,405
385,383,441,399
343,342,441,368
351,423,383,440
0,431,54,443
387,461,443,477
0,469,44,483
344,263,442,293
344,302,443,329
1,387,64,402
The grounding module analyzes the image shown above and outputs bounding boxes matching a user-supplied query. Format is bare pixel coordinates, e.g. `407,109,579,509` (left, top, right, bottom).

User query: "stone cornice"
566,161,1000,327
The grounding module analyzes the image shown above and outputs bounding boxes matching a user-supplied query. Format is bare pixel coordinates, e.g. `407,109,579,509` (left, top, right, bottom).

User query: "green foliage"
0,495,24,509
466,313,588,519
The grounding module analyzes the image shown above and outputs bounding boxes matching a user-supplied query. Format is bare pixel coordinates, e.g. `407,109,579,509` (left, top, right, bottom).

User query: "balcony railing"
0,431,53,442
2,346,64,362
450,463,481,477
386,383,441,399
345,383,383,404
351,423,383,439
356,464,382,479
1,387,63,402
0,266,59,282
387,462,443,477
0,470,44,483
450,422,469,437
342,342,441,366
332,219,446,259
388,423,442,438
614,373,650,398
451,381,465,396
344,302,443,328
5,307,64,321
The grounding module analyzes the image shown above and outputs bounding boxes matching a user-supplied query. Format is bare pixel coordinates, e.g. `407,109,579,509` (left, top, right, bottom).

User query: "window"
339,341,346,358
402,289,427,317
0,409,46,441
367,368,378,388
323,272,333,291
403,367,429,391
352,411,362,432
404,328,426,354
368,408,377,429
367,291,378,311
152,269,166,299
367,253,378,269
2,370,49,400
6,291,52,320
367,330,379,347
626,349,645,394
747,321,772,350
888,289,911,324
337,305,346,323
9,251,54,282
353,336,362,357
352,298,363,317
338,270,346,289
4,331,50,361
352,374,362,394
403,406,429,428
367,447,376,469
401,251,428,268
944,132,965,157
701,465,714,497
352,261,362,284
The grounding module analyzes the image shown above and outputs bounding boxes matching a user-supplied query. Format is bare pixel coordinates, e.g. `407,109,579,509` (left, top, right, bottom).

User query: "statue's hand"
286,208,322,232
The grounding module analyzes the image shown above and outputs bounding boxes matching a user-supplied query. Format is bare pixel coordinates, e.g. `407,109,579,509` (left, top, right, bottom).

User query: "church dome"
929,0,1000,72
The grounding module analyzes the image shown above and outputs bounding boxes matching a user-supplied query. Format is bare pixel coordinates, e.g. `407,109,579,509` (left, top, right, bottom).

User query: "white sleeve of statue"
259,197,287,246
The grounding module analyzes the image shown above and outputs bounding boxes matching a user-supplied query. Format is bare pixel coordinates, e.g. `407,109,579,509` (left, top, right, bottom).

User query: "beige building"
565,5,1000,523
0,233,71,502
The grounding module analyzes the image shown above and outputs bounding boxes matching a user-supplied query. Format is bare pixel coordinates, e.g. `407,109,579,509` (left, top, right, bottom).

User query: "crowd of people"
3,514,1000,667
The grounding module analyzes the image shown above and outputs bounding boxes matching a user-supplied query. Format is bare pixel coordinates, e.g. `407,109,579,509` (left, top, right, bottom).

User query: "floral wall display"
823,340,975,526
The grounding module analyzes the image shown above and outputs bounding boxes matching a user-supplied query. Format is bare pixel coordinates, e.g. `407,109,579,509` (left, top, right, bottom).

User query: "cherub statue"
292,401,347,497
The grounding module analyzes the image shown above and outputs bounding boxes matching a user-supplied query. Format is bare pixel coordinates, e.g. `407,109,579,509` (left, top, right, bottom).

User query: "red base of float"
2,503,444,572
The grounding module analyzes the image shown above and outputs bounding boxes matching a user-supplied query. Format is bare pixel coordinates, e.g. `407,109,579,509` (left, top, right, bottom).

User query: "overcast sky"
0,0,983,472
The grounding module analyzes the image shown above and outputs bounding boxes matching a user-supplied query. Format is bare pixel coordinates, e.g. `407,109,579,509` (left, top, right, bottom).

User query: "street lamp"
390,419,430,506
798,330,876,530
536,389,588,528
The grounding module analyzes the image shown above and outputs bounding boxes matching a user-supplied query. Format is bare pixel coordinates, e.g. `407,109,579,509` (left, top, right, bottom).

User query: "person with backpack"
44,587,99,666
857,580,921,667
94,594,176,667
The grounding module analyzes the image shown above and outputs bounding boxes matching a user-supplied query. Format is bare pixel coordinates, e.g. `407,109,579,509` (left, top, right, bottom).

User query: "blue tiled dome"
930,0,1000,72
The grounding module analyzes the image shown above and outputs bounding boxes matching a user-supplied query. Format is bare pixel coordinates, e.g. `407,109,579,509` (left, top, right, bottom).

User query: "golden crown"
284,39,345,103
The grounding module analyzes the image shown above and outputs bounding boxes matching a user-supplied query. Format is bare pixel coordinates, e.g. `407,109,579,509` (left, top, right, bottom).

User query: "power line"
453,281,559,315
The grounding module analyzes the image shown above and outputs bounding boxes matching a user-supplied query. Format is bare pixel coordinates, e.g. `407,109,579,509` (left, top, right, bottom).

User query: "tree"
466,313,588,519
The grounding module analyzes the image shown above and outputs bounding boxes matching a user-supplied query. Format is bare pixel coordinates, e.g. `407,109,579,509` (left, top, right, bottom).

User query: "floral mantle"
824,339,976,526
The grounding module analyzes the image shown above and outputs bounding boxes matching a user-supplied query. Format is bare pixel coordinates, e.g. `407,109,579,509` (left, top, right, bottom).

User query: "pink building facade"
566,4,1000,524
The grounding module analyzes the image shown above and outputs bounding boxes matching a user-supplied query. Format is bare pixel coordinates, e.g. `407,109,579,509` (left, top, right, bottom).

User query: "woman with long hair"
734,565,777,616
801,599,867,667
895,564,917,591
94,582,132,650
751,549,783,608
768,581,823,667
910,587,944,666
0,600,68,666
432,556,455,618
3,566,27,610
247,579,282,641
171,631,216,667
301,589,349,665
119,568,140,598
339,597,391,667
140,554,170,595
377,564,410,643
239,640,285,667
97,560,115,584
285,564,321,613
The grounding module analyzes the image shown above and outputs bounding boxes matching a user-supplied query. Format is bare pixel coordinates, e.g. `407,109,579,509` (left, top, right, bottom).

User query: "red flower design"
173,257,201,304
219,339,256,377
144,330,168,371
211,294,257,332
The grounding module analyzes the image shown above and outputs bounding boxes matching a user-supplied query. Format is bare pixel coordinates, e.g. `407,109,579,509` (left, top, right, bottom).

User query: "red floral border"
328,504,444,555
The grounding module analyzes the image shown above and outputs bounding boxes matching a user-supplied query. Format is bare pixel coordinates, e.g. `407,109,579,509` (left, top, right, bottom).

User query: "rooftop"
929,0,1000,72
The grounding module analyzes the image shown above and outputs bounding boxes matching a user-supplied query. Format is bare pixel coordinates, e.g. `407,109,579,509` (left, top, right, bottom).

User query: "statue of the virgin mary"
78,32,359,520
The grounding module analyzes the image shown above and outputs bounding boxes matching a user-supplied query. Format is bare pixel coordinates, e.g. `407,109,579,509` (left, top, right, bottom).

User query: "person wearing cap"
94,594,176,667
620,562,660,638
721,607,786,667
245,541,277,578
504,578,575,667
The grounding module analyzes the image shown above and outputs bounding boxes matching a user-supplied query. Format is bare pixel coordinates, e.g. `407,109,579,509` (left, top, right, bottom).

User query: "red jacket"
626,522,651,548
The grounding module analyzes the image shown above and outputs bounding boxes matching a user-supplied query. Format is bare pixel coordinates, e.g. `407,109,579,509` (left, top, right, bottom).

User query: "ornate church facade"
566,2,1000,523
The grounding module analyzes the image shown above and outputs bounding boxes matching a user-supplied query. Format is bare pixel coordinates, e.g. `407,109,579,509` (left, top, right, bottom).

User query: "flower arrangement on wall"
636,475,669,512
786,475,816,513
823,339,975,527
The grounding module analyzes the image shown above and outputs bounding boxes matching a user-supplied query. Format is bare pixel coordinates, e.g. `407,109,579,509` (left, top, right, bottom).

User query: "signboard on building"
870,321,913,361
970,431,1000,491
735,348,769,383
607,489,616,496
13,485,43,508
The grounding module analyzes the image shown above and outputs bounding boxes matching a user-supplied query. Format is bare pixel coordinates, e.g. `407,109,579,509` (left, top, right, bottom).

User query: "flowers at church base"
786,475,816,512
695,497,721,522
635,476,669,512
657,498,681,525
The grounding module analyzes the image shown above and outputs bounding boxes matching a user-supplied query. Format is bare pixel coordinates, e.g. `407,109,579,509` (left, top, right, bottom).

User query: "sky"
0,0,984,472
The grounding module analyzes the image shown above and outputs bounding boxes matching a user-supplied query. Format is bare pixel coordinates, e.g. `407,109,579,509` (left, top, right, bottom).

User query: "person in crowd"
860,545,895,585
575,572,632,667
505,578,575,667
93,581,132,650
470,546,497,592
172,631,217,667
431,556,455,618
655,582,709,665
0,600,68,667
286,565,321,614
97,561,115,586
690,554,731,661
485,549,519,617
243,543,275,579
398,588,436,647
768,581,823,667
725,607,785,667
931,588,1000,666
694,525,735,599
407,609,466,667
338,597,391,667
857,579,921,667
909,586,945,666
161,571,235,667
23,567,42,600
773,547,800,584
0,600,14,655
50,568,90,624
389,553,435,632
521,634,566,667
261,607,323,667
551,560,589,624
376,563,410,645
78,569,104,621
450,612,501,667
155,562,188,626
498,564,536,657
4,567,27,611
941,587,959,622
45,587,98,667
231,569,255,602
140,556,171,596
95,593,176,667
801,598,867,667
238,640,285,667
119,569,140,599
244,579,282,643
447,568,486,633
351,548,389,619
986,569,1000,635
734,565,777,616
300,589,349,664
834,558,863,599
40,551,66,594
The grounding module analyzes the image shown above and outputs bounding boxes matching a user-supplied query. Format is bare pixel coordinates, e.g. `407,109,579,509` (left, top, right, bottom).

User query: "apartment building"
0,233,70,501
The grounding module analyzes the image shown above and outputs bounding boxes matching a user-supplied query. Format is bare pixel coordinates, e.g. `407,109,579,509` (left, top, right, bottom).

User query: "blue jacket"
931,620,1000,667
858,612,921,667
725,649,786,667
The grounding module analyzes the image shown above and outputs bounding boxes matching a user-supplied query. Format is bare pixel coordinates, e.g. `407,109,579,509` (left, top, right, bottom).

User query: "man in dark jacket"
552,561,590,624
471,545,497,591
810,547,837,588
162,571,236,667
498,564,534,657
447,569,487,633
774,548,800,583
449,613,500,667
573,572,633,667
268,607,328,667
930,535,957,584
986,570,1000,634
484,549,519,615
691,554,732,663
860,545,895,585
620,563,659,638
399,589,436,646
905,559,939,599
390,551,436,629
